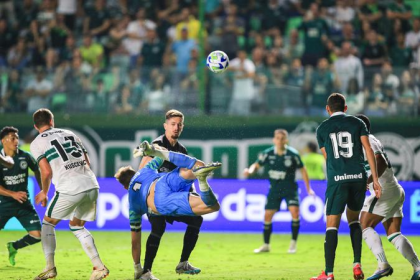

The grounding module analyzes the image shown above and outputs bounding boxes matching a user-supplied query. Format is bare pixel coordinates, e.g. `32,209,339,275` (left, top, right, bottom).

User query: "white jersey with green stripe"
365,134,400,192
30,128,99,195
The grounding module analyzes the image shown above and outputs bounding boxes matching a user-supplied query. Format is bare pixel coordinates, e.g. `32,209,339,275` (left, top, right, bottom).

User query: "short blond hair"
165,109,184,121
115,166,136,188
274,129,288,138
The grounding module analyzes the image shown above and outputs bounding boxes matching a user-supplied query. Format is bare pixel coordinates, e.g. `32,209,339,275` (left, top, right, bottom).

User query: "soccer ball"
207,50,229,74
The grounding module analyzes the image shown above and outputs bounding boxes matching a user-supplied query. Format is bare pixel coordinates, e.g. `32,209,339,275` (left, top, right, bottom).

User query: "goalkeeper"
115,141,221,279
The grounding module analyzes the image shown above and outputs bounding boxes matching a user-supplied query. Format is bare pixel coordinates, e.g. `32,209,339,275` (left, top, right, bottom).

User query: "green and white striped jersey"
30,128,99,195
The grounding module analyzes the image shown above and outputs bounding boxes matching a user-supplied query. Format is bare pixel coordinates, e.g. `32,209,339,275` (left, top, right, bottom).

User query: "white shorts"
46,189,98,221
362,186,405,222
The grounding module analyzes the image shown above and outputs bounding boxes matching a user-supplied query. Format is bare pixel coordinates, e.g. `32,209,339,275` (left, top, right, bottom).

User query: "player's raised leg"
361,211,393,280
384,217,420,280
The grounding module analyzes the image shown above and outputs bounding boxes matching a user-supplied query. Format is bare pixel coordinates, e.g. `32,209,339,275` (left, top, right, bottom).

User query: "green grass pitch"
1,231,419,280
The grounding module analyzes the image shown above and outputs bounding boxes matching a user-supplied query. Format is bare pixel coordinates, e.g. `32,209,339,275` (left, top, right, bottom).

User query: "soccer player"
115,141,221,280
357,114,420,280
138,110,203,280
311,93,382,280
0,126,42,266
30,109,109,280
244,129,315,254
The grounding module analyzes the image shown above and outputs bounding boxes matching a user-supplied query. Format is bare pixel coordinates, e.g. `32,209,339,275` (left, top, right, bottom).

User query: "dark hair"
0,126,18,140
347,78,360,95
327,93,346,112
115,166,136,189
307,141,318,153
33,108,54,129
355,114,371,133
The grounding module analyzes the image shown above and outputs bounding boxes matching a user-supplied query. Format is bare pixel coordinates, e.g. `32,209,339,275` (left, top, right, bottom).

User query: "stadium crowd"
0,0,419,116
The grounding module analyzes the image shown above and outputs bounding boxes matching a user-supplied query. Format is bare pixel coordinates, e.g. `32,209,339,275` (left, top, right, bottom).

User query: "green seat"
51,93,67,111
286,17,303,36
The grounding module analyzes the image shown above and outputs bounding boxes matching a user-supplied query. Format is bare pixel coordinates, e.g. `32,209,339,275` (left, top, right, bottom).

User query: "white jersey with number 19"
30,128,99,195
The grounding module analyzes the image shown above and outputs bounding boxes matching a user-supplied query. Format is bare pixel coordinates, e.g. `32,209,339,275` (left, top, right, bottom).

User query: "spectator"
56,0,78,31
125,8,156,69
358,0,384,33
327,0,356,31
333,23,360,55
264,51,283,86
301,141,325,180
390,33,413,68
397,70,418,116
344,78,365,115
307,58,339,116
114,85,140,115
80,33,104,69
381,62,400,96
405,18,420,64
334,41,364,93
180,59,198,91
175,7,202,40
24,68,53,113
87,78,110,113
44,14,71,70
139,28,166,72
7,38,31,70
83,0,111,40
283,29,304,63
171,27,197,75
262,0,288,35
14,0,39,34
386,0,412,33
285,58,305,87
366,73,386,116
58,35,77,64
106,14,130,68
0,0,16,26
142,71,170,114
361,30,387,70
298,3,330,66
218,4,245,60
0,18,17,68
1,70,23,112
228,49,256,115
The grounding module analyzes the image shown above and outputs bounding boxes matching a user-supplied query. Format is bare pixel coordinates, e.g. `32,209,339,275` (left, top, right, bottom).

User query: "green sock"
263,222,272,244
349,222,362,264
325,228,338,274
292,219,300,241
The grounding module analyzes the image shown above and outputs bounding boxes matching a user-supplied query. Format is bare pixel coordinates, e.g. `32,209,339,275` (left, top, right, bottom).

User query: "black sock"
325,228,338,274
12,234,41,250
263,222,273,244
349,222,362,264
143,216,166,272
180,216,202,262
292,219,300,241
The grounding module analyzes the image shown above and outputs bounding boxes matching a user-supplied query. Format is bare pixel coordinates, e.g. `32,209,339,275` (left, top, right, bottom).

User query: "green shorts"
265,188,299,210
325,181,367,215
0,202,41,231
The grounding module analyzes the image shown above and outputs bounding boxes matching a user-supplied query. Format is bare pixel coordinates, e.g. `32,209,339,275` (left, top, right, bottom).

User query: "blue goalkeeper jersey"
128,158,165,231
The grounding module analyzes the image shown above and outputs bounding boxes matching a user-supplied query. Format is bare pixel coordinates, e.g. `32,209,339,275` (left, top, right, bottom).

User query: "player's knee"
211,202,220,212
29,231,41,238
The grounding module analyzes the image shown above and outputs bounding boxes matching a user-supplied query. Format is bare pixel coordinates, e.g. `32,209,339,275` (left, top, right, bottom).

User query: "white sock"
41,220,56,270
363,227,389,268
389,232,420,271
70,226,104,269
197,177,210,192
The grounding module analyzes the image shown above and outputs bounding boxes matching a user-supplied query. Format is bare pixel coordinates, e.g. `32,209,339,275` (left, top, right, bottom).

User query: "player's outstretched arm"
131,230,143,279
300,166,315,196
244,163,260,178
35,158,53,205
361,136,382,198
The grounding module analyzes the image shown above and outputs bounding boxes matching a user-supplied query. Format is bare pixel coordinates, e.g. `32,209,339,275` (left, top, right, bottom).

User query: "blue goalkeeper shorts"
154,167,196,216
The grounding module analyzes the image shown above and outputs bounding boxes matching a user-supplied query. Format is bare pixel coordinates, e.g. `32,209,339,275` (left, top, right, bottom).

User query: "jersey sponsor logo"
64,160,87,170
41,130,64,137
132,183,141,191
268,170,286,180
3,173,26,185
20,160,28,170
30,219,40,224
334,172,363,182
